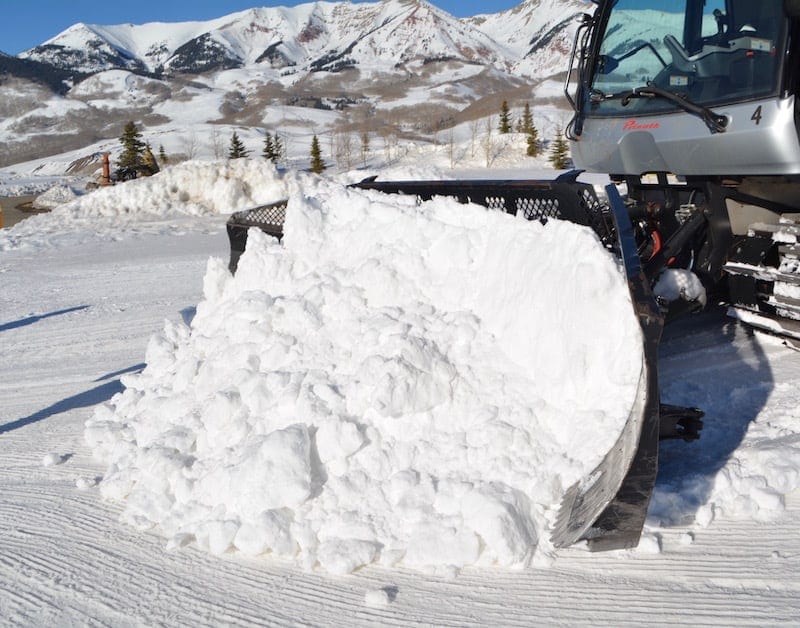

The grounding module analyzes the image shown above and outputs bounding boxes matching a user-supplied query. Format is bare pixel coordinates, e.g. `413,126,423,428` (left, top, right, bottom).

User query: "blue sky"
0,0,524,55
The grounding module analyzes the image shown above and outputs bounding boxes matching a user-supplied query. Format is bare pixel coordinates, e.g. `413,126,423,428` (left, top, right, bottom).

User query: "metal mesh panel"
581,187,602,211
579,188,615,246
518,196,561,221
484,196,507,211
234,201,287,228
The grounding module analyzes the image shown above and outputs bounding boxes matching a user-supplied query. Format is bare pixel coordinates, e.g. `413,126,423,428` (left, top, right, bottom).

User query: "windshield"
589,0,787,115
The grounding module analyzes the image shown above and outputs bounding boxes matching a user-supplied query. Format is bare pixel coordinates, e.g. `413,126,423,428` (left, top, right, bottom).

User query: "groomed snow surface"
2,160,800,625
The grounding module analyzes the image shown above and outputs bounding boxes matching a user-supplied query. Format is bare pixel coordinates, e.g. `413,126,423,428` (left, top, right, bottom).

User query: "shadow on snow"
651,305,773,526
0,305,90,332
0,363,145,435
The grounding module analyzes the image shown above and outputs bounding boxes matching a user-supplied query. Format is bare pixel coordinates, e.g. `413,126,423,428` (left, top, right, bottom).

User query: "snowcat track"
725,217,800,342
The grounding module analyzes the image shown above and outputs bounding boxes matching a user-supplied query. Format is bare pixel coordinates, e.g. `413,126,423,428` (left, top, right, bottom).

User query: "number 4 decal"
751,106,763,125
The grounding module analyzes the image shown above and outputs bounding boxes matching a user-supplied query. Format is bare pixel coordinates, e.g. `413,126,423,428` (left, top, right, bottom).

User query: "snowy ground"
2,162,800,625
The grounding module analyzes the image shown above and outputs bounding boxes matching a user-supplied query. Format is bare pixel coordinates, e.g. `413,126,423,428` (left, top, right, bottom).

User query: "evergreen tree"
158,144,168,165
499,100,512,134
521,102,534,134
309,134,326,173
262,132,284,164
117,121,146,178
526,125,541,158
271,133,283,164
262,133,275,161
549,127,571,169
228,132,249,159
141,143,160,176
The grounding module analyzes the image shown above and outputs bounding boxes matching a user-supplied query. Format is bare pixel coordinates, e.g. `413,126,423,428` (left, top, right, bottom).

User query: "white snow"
2,159,800,624
654,268,708,306
42,452,67,467
82,166,643,574
0,159,286,253
32,184,83,210
58,159,285,219
364,587,393,607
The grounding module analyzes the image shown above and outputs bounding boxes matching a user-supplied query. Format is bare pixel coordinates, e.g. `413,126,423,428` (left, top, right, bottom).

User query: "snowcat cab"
567,0,800,337
226,0,800,552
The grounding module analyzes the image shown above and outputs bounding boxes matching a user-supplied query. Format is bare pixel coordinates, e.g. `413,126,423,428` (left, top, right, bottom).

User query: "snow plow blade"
225,177,665,550
551,185,663,551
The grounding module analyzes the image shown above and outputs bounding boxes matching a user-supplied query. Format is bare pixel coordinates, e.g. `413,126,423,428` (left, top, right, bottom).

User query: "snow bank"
57,160,285,220
32,184,84,209
0,159,286,252
85,172,644,574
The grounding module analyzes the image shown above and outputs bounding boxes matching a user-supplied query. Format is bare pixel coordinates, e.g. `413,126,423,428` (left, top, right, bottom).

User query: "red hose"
649,230,662,260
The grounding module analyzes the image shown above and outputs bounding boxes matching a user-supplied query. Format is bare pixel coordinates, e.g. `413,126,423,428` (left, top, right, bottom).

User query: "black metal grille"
484,196,506,211
231,200,287,230
519,196,561,221
227,200,287,272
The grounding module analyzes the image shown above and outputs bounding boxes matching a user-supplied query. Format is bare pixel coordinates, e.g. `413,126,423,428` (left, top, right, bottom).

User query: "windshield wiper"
619,85,728,134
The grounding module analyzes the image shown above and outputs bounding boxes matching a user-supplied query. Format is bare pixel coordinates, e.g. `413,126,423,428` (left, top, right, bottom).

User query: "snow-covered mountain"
18,0,586,77
467,0,590,78
0,49,85,94
1,0,590,169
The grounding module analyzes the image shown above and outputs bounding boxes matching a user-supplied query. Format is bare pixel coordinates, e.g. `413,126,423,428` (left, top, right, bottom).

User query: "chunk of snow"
1,159,287,253
75,477,98,490
654,269,707,306
364,588,393,607
679,532,695,546
42,453,66,467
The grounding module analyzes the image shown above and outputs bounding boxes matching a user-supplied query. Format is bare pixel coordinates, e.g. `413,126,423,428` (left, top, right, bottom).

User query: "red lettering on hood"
623,119,661,131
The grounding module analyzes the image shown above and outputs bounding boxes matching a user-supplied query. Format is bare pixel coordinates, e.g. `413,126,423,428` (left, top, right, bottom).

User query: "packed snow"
82,166,643,574
3,159,800,624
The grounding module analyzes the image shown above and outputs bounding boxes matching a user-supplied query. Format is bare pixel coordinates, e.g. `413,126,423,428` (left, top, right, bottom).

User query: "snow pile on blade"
85,173,644,574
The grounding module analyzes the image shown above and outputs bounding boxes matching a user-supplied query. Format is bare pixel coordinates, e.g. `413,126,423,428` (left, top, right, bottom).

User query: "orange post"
101,152,111,185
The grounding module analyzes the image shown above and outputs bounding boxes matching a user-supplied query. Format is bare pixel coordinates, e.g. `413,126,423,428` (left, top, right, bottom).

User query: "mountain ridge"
15,0,586,79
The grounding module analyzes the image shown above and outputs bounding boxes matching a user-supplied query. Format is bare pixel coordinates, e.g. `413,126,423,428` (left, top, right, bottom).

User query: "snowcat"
226,0,800,551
